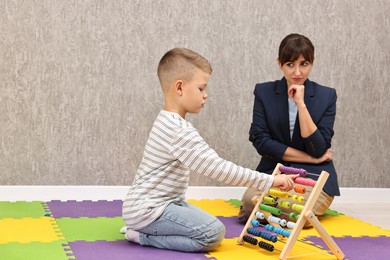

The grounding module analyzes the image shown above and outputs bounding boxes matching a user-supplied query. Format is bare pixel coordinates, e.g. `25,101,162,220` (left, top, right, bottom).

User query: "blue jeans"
137,201,226,252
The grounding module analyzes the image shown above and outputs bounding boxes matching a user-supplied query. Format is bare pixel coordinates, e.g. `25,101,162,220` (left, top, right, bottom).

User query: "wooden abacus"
238,163,345,260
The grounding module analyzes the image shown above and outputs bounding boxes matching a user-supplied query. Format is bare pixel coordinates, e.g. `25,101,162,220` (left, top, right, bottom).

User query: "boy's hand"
272,174,299,191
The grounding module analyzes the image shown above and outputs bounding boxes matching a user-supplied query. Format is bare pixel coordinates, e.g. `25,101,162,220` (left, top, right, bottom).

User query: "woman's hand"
315,148,333,164
288,84,305,106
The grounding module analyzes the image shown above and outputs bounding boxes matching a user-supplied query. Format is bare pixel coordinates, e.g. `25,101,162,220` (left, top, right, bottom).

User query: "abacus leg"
305,210,345,260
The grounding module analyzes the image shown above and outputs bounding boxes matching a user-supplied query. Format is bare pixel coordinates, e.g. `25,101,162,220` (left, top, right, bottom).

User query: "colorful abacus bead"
255,212,265,219
278,200,291,208
243,235,258,245
265,224,274,232
286,221,295,229
265,224,291,237
263,196,275,204
251,219,260,226
279,165,307,176
273,227,291,237
267,216,287,227
268,216,280,225
292,204,305,213
268,189,291,199
295,177,316,187
294,186,306,194
258,241,275,252
247,227,263,236
292,195,305,203
279,219,287,227
247,228,278,243
259,204,282,215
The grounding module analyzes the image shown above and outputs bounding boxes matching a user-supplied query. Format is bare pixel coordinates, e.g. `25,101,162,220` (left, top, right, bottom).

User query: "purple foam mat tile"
47,200,123,218
306,235,390,260
68,240,215,260
217,216,244,238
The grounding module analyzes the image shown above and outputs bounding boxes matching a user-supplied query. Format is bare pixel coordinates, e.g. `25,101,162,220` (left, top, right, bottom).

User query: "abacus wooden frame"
237,163,345,260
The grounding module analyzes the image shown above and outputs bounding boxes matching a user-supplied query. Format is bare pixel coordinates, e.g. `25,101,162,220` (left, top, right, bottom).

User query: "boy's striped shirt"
122,110,273,230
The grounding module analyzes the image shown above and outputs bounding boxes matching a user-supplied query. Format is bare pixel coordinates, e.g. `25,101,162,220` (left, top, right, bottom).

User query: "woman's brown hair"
278,34,315,66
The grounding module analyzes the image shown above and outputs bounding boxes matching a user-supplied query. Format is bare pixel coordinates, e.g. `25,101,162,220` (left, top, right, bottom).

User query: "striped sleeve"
169,125,274,192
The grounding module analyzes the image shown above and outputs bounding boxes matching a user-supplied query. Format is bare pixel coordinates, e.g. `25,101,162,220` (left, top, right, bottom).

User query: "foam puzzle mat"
1,199,389,260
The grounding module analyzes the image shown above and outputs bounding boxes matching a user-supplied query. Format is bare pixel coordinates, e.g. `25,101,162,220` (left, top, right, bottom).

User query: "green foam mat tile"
0,201,46,219
227,199,241,208
56,217,125,242
322,208,343,217
0,241,71,260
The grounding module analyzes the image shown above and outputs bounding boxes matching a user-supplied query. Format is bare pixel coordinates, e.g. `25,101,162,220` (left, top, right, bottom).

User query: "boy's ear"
175,80,184,96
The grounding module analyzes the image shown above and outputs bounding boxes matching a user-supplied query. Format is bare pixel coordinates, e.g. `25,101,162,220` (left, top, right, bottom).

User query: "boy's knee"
196,219,226,251
208,220,226,245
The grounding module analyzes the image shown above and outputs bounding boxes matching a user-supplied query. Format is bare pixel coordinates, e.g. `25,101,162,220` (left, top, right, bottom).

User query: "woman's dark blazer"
249,77,340,196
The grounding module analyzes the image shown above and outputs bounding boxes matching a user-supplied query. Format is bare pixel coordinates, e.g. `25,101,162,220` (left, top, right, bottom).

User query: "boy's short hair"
157,48,212,90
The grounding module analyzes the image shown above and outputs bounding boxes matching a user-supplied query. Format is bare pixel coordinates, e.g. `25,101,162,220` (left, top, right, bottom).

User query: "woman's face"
278,55,313,87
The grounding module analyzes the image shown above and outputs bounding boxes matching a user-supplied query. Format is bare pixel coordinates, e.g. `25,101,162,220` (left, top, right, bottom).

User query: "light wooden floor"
331,201,390,230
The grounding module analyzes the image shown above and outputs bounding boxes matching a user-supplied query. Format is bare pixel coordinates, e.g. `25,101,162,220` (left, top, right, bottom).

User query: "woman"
238,33,340,224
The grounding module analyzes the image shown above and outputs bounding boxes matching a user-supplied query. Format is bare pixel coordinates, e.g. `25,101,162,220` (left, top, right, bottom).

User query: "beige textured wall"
1,0,389,187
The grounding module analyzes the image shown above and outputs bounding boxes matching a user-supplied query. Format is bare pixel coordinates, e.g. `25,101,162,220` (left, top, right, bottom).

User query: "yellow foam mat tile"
0,217,62,244
187,199,239,217
298,215,390,238
206,237,335,260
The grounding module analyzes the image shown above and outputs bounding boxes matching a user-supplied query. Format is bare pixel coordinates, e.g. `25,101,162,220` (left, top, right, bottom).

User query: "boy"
122,48,297,252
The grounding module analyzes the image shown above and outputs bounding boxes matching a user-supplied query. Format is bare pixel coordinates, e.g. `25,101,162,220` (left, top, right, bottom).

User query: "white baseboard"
0,186,389,202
